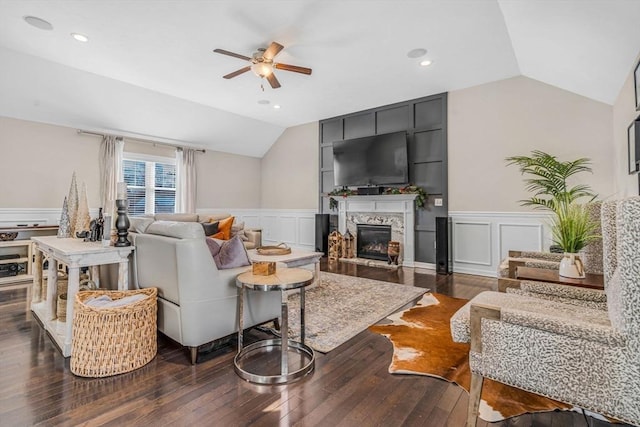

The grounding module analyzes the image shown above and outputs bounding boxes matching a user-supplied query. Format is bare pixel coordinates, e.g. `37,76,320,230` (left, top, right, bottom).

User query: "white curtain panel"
99,135,124,220
176,147,197,213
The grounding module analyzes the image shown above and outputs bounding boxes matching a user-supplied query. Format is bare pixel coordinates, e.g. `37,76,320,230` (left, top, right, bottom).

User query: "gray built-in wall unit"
318,93,448,265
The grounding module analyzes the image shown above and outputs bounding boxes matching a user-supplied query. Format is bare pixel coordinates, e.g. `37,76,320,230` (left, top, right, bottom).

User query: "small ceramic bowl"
0,232,18,241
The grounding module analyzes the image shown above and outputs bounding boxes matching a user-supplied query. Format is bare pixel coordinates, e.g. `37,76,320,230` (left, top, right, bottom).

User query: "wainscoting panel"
298,217,316,247
199,209,319,251
452,222,491,266
449,211,553,277
498,223,543,260
278,217,298,244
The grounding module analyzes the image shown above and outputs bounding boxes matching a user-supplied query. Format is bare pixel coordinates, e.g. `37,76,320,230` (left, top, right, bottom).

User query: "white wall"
0,117,101,209
260,122,319,210
448,76,615,212
196,150,262,209
0,116,263,222
447,76,616,275
612,53,640,197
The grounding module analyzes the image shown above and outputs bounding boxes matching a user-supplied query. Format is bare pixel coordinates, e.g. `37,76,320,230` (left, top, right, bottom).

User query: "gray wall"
319,94,448,264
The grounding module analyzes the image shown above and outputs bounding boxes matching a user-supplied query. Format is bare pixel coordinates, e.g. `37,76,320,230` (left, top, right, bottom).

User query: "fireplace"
357,224,392,261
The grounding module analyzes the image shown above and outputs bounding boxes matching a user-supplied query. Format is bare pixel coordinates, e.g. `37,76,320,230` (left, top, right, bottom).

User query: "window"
123,153,176,216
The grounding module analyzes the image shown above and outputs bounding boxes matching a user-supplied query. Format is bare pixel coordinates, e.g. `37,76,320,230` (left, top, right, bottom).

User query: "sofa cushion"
155,213,199,222
208,235,250,269
205,236,223,257
202,212,232,222
211,216,234,240
129,217,154,234
146,221,204,239
201,221,219,236
231,221,249,241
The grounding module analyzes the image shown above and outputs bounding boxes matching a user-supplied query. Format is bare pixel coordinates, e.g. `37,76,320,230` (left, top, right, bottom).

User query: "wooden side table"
516,266,604,290
30,236,134,357
499,265,605,293
235,268,315,384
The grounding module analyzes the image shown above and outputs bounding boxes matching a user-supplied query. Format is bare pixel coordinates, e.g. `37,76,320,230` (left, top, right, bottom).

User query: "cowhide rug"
369,293,572,422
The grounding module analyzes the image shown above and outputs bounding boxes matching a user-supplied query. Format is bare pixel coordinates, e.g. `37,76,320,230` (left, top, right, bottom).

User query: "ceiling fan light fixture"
251,61,273,78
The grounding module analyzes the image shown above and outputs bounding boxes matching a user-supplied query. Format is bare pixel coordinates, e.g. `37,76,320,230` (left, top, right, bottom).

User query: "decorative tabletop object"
256,243,291,255
114,182,131,247
0,231,18,241
252,261,276,276
57,196,71,238
75,182,91,238
67,172,79,237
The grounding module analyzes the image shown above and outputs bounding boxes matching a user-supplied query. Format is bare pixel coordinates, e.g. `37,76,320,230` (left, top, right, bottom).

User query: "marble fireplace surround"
336,194,418,267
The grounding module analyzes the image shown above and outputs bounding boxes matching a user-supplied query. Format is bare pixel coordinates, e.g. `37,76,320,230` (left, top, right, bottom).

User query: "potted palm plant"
506,150,599,278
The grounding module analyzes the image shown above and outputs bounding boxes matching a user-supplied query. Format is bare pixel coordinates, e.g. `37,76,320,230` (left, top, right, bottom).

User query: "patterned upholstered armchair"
451,197,640,426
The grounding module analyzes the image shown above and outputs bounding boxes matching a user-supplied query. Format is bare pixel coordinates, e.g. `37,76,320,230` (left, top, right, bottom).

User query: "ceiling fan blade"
274,63,312,75
263,42,284,60
213,49,251,62
223,66,251,79
266,72,281,89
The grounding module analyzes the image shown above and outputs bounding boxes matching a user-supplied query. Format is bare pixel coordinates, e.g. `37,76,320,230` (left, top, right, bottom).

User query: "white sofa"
129,220,279,364
139,212,262,249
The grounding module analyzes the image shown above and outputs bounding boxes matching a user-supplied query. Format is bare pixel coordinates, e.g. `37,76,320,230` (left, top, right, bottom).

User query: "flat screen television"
333,131,408,187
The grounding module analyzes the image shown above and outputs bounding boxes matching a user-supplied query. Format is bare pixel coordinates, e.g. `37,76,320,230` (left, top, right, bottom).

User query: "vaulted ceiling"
1,0,639,157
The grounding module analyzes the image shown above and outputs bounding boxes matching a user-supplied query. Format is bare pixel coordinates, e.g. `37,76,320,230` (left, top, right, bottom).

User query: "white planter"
559,252,585,278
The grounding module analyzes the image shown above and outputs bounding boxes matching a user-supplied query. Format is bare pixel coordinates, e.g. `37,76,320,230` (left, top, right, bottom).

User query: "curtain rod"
77,129,206,153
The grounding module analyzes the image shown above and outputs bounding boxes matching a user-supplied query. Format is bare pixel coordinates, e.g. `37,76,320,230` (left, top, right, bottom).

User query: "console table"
30,236,134,357
235,268,315,384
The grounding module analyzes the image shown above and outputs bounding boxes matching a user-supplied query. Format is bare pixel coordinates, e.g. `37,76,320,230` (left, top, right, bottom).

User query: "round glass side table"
234,267,315,384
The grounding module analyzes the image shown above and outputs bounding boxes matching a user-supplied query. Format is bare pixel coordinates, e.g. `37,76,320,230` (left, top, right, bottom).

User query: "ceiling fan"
213,41,312,89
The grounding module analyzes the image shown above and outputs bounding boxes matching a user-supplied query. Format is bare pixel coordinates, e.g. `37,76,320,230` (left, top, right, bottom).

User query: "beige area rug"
285,272,426,353
369,293,573,423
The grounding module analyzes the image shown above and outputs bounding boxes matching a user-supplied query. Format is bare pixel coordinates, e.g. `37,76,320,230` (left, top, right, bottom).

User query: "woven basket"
57,293,67,322
70,288,158,378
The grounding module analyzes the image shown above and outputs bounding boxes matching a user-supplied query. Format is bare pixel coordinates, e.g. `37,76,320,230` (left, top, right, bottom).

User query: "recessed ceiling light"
407,48,427,59
23,16,53,31
71,33,89,42
273,105,281,109
420,59,433,67
257,99,270,105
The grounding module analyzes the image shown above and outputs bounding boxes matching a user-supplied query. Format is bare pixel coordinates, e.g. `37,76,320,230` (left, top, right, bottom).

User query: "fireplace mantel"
335,194,417,267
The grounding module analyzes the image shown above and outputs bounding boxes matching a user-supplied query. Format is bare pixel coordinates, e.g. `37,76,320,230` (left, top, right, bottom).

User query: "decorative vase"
559,252,585,278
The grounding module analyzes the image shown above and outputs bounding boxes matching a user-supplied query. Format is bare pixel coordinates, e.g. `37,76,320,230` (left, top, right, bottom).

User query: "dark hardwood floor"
0,261,621,426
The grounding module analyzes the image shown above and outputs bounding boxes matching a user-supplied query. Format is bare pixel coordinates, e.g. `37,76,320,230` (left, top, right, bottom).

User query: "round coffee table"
234,268,315,384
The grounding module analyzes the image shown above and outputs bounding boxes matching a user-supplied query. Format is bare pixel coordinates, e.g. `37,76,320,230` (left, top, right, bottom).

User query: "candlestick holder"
115,199,131,247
